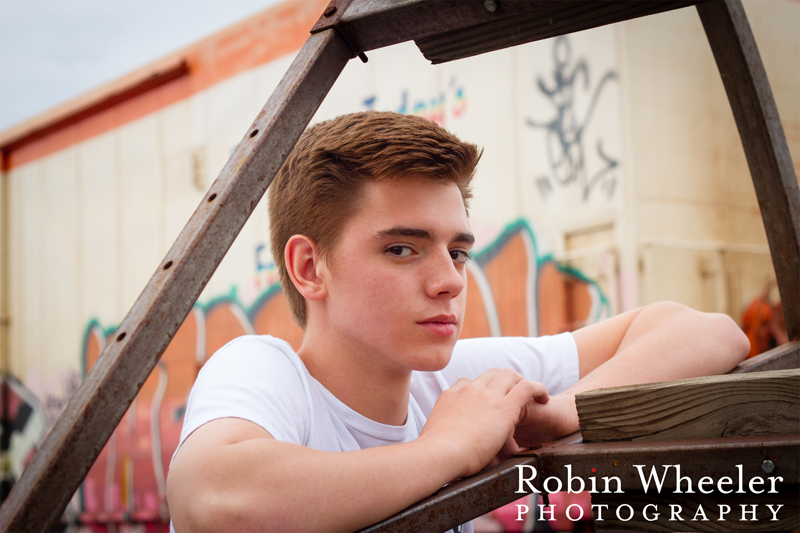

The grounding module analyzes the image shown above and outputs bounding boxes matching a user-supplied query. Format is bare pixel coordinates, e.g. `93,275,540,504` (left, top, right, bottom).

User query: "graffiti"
5,219,607,526
1,375,47,502
42,370,81,429
254,244,280,290
362,76,467,126
527,36,619,201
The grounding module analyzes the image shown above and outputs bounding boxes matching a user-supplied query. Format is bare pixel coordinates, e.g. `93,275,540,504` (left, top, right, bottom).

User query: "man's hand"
419,368,548,477
513,393,578,448
506,301,751,455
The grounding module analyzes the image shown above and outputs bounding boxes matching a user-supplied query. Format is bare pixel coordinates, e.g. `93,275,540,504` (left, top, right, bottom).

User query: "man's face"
320,175,473,376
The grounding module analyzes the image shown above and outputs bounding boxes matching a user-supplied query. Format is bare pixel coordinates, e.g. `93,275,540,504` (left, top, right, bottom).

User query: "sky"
0,0,284,132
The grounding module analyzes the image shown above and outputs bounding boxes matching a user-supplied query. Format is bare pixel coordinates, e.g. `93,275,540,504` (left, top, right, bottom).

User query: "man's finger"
499,432,522,458
486,368,526,393
472,367,501,386
507,380,549,407
448,377,472,391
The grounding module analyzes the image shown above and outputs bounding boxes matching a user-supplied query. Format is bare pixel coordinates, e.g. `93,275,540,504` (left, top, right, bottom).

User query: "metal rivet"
484,0,498,12
324,5,337,17
762,459,775,474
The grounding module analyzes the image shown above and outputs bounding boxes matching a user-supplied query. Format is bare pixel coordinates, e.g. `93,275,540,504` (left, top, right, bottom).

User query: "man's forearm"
570,301,749,395
169,370,543,532
169,421,462,532
518,302,751,443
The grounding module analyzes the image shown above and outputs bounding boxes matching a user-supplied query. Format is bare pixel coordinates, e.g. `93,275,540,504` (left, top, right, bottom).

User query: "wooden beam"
416,1,698,64
576,370,800,443
0,29,352,533
316,0,698,59
730,341,800,374
697,0,800,340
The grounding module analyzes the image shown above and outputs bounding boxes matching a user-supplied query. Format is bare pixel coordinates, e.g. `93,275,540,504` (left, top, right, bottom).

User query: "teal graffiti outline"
82,218,609,356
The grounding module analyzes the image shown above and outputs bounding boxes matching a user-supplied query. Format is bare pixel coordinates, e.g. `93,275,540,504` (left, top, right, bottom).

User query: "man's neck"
297,325,412,426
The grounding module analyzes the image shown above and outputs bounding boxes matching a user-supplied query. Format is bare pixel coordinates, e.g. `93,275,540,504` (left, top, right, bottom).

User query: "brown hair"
269,111,481,327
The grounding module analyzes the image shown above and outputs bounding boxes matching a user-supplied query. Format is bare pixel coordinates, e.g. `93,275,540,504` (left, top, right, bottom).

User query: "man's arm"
512,301,751,447
167,369,547,532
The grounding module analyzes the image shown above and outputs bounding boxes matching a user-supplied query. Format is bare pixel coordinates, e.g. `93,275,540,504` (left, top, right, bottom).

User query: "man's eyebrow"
373,227,475,245
455,232,475,246
374,227,433,241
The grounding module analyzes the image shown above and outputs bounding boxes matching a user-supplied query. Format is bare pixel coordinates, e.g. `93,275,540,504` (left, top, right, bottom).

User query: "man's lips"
417,315,458,336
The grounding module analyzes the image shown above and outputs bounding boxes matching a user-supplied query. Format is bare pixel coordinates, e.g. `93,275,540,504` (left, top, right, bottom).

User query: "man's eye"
387,246,413,257
450,250,471,264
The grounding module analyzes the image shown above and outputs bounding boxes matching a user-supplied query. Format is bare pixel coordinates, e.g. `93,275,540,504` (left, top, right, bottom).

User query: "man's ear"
285,235,328,302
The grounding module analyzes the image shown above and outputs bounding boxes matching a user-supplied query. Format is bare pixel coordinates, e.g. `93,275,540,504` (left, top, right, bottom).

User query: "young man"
166,112,749,532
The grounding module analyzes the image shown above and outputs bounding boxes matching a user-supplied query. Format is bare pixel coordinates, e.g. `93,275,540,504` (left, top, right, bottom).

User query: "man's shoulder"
197,335,308,391
181,335,313,446
204,334,298,367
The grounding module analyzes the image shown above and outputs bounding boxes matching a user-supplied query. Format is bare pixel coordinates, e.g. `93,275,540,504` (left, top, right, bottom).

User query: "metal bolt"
324,5,337,17
484,0,498,13
762,459,775,474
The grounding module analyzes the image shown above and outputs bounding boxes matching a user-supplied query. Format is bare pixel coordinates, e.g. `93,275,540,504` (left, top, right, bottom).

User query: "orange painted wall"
2,0,328,170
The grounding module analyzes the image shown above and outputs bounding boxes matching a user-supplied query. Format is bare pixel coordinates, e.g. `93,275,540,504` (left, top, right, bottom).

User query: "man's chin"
412,346,455,372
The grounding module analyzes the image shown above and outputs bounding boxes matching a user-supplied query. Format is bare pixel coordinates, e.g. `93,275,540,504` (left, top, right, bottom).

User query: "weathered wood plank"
730,341,800,374
576,370,800,443
697,0,800,340
0,30,352,533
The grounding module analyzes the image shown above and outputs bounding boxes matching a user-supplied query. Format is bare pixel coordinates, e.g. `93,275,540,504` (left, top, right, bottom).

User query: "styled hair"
268,111,482,327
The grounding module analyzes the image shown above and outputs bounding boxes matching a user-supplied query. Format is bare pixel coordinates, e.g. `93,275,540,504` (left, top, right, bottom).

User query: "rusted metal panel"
416,0,699,64
0,29,352,533
730,341,800,374
697,0,800,341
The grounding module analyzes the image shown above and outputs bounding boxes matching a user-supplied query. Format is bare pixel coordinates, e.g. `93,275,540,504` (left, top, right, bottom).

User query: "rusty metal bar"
730,340,800,374
357,435,582,533
358,456,537,533
697,0,800,341
319,0,698,59
416,0,699,64
0,29,353,533
363,434,799,533
532,434,799,491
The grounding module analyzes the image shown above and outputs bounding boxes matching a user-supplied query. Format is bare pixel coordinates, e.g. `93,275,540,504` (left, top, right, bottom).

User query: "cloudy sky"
0,0,283,131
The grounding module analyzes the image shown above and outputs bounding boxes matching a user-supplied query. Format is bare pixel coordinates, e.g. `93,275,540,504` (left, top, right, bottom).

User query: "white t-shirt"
174,333,579,532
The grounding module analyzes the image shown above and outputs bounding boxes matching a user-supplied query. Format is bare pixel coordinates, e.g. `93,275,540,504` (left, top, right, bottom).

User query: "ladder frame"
1,0,797,530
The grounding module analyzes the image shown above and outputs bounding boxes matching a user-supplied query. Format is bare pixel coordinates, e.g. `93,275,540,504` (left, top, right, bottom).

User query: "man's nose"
424,251,465,299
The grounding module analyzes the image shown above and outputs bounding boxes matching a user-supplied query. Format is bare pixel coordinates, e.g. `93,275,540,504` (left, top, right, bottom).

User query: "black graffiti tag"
527,36,619,201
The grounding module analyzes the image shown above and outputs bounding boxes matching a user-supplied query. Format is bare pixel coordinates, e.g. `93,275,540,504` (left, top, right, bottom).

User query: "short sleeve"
176,336,311,450
444,333,580,394
411,333,580,418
